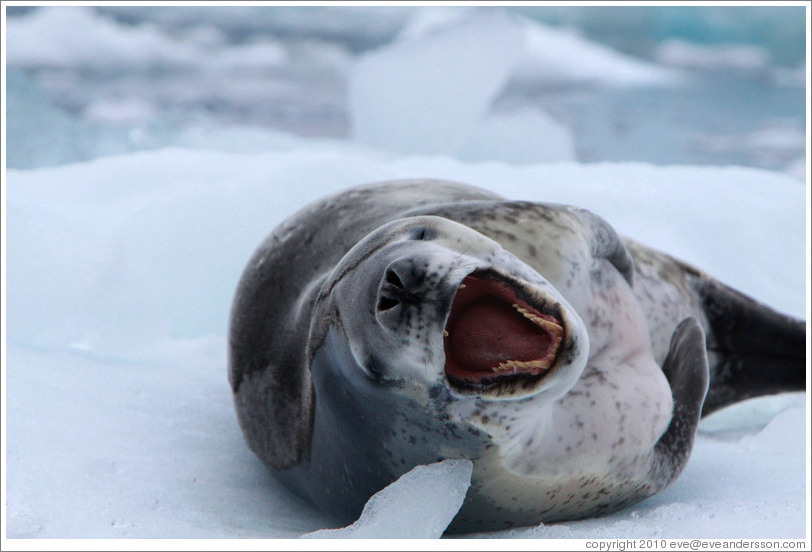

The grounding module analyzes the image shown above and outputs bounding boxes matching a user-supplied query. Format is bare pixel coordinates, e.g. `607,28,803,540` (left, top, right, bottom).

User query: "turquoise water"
512,6,806,67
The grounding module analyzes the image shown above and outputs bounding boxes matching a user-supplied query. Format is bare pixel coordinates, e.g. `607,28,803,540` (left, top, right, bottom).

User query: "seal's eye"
365,363,384,379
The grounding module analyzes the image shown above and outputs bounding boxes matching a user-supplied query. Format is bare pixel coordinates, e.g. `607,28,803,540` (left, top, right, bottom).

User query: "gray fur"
228,179,804,532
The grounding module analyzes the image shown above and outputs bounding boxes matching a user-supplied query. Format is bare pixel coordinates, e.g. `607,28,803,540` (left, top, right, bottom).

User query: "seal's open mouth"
443,271,564,393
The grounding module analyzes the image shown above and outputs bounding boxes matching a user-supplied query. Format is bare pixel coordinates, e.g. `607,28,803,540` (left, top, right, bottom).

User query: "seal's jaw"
443,271,566,397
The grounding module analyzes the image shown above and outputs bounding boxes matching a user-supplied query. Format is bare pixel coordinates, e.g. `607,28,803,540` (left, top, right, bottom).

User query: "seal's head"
310,215,589,406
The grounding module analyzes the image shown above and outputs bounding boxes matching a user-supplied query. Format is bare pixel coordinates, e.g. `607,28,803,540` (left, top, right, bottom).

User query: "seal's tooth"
512,303,564,333
492,358,553,374
536,317,565,333
443,330,449,337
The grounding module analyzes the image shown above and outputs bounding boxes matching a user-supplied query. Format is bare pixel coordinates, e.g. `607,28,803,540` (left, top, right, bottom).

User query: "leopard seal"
228,179,805,532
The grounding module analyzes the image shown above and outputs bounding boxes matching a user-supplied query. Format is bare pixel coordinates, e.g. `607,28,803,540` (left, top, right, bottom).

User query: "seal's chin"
443,271,565,394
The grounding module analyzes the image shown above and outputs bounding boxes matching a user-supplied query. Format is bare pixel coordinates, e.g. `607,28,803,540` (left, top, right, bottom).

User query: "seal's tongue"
448,298,551,372
443,273,564,385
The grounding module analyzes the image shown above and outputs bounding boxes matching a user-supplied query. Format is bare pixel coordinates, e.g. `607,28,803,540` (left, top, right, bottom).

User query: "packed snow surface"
5,149,807,540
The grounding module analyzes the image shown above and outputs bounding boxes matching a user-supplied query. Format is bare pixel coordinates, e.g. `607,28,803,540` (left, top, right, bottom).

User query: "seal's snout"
376,258,431,319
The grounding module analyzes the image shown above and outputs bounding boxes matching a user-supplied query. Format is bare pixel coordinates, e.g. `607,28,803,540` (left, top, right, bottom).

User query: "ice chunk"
82,96,159,125
395,7,678,88
513,18,681,87
98,5,414,51
349,10,523,157
6,7,199,70
303,459,473,539
656,39,771,73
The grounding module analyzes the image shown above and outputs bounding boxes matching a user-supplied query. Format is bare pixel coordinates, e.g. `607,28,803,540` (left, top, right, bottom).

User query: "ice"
98,5,414,51
4,131,806,544
4,340,335,539
7,151,804,358
348,10,525,158
785,156,806,181
690,123,807,177
73,5,810,70
5,7,200,70
5,5,291,78
3,4,808,543
82,96,159,126
5,150,806,540
348,9,678,162
6,7,803,173
393,7,680,87
303,459,473,539
740,404,808,456
5,7,349,140
460,107,576,164
5,70,157,169
656,39,771,73
698,393,806,436
513,16,681,87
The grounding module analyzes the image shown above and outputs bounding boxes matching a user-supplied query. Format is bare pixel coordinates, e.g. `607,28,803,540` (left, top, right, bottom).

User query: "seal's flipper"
649,317,709,491
693,279,806,416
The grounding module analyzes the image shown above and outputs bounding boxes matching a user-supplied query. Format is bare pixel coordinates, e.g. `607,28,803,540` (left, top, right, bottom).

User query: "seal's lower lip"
443,271,564,393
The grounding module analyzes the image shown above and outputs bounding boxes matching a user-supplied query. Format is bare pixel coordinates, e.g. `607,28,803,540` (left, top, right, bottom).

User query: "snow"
4,148,807,541
303,460,473,539
6,151,805,355
2,4,809,544
5,339,333,539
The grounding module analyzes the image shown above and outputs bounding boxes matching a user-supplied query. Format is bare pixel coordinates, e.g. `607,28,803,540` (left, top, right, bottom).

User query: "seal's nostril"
385,269,404,288
378,296,399,311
